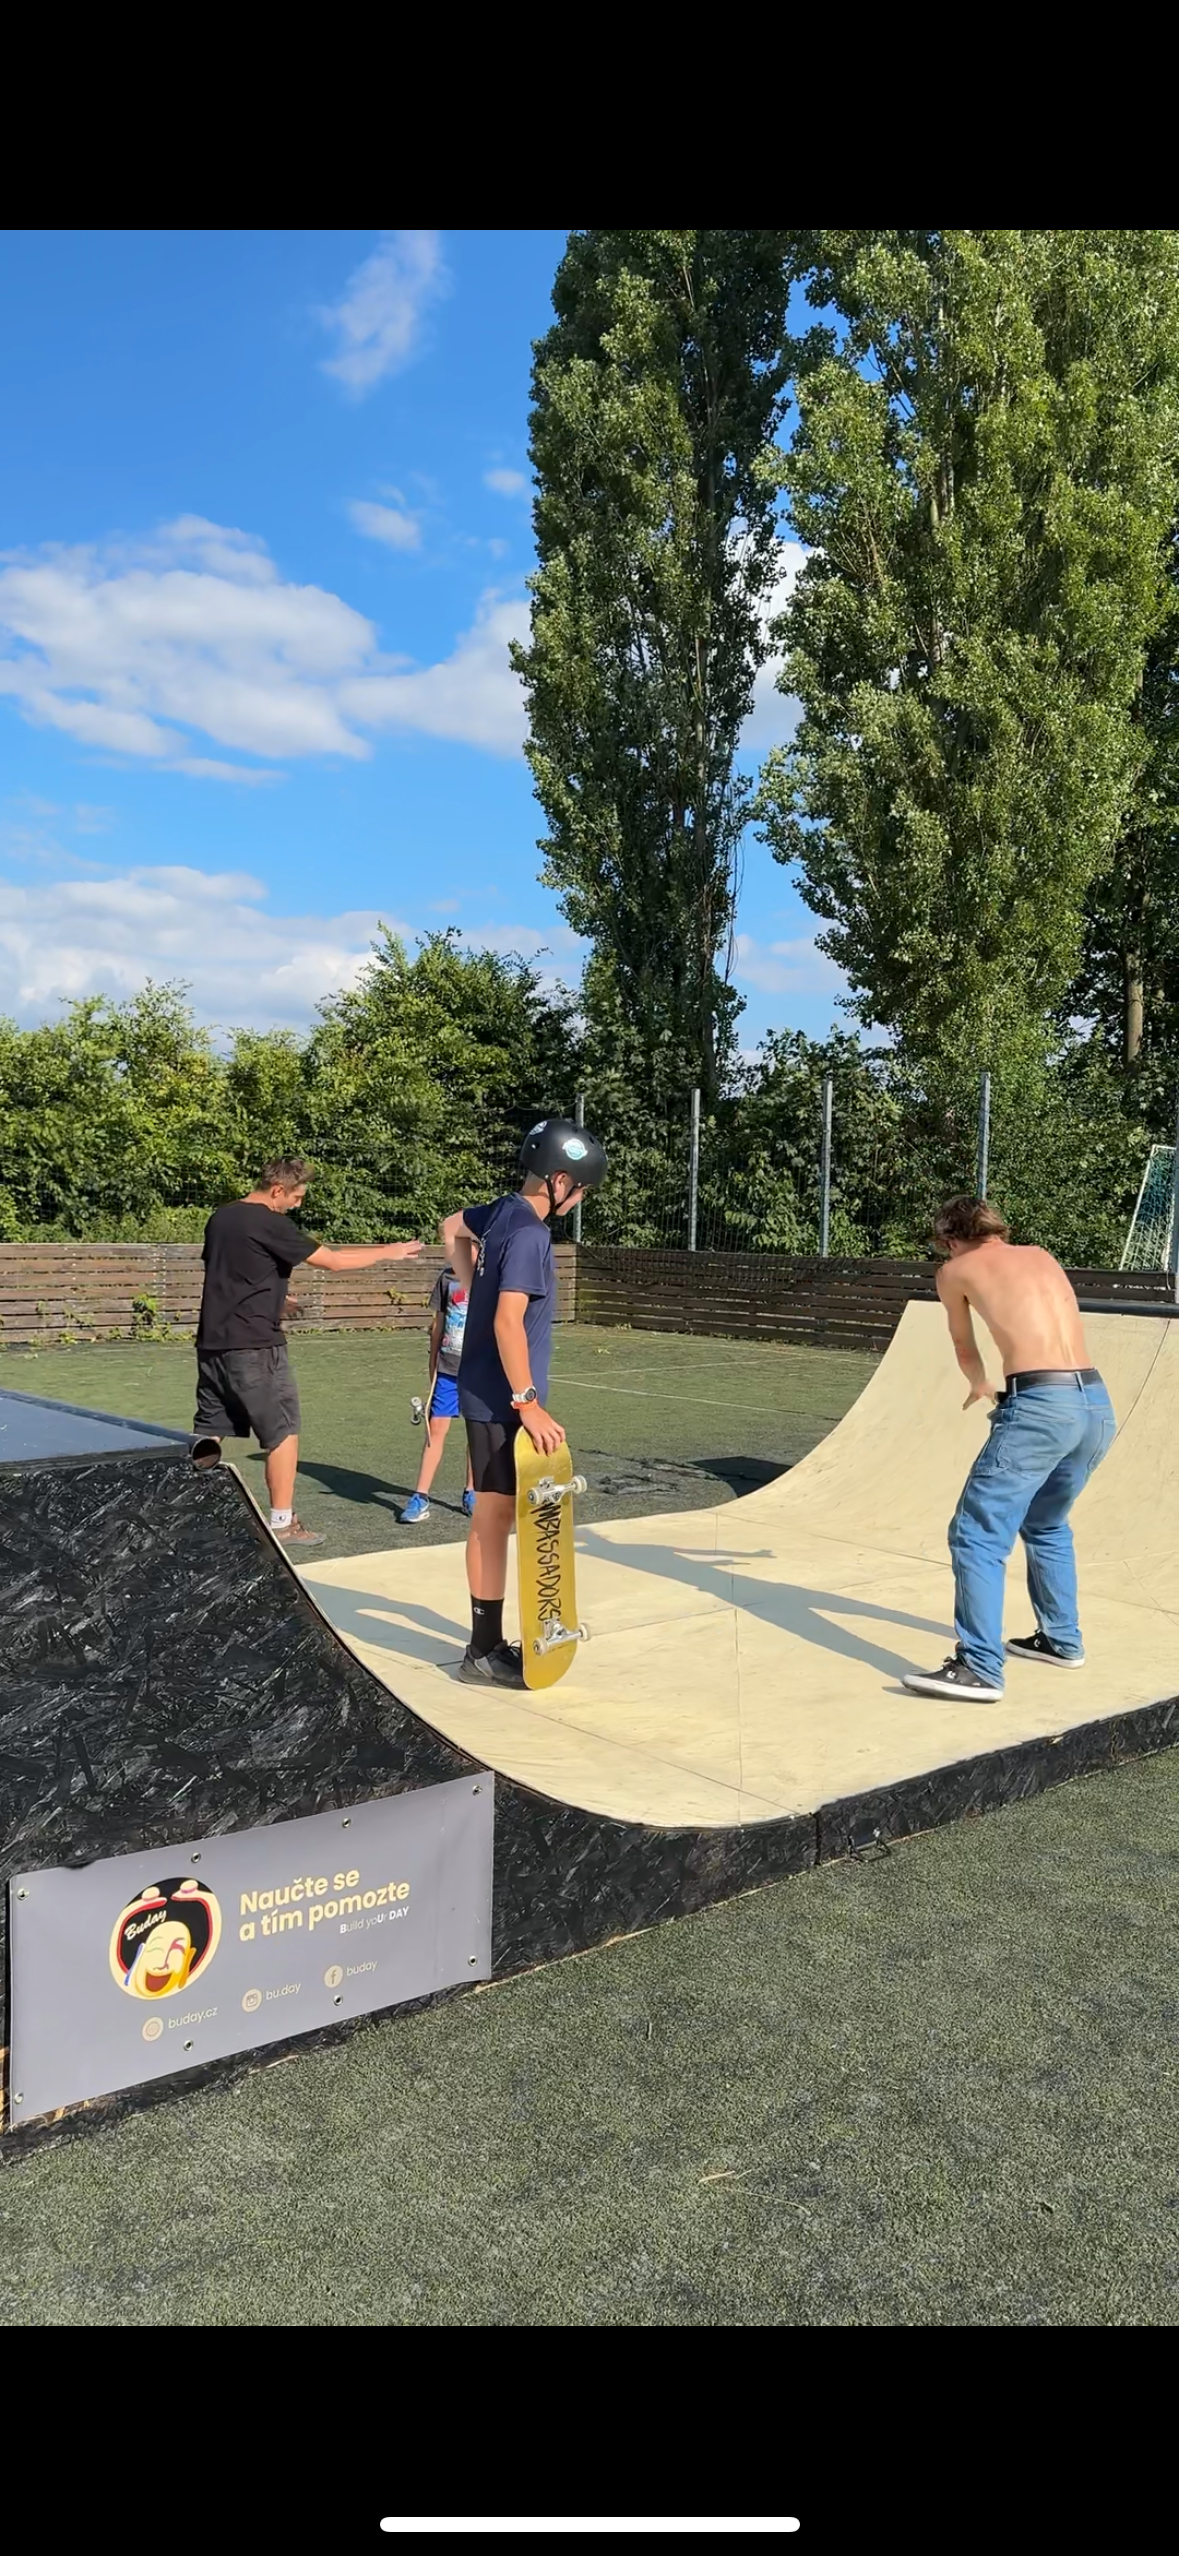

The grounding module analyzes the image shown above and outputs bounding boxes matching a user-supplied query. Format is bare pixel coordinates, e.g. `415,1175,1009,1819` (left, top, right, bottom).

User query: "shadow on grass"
577,1449,788,1499
295,1458,473,1519
292,1450,787,1514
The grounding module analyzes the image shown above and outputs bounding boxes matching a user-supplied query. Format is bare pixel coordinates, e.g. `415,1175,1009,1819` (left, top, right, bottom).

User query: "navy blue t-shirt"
458,1196,555,1423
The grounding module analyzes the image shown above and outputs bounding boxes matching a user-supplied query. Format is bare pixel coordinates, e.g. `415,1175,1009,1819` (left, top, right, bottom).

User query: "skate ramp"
0,1385,191,1463
303,1304,1179,1829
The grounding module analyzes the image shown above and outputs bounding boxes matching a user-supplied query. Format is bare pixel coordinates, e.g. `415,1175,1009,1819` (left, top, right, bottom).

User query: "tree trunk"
1123,952,1144,1067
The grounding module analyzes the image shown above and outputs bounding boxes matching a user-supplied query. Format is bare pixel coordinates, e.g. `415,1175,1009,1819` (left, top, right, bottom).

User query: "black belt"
1001,1367,1101,1395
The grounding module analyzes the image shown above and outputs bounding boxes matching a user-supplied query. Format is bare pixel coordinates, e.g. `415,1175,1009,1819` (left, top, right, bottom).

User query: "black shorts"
465,1413,521,1496
194,1344,301,1452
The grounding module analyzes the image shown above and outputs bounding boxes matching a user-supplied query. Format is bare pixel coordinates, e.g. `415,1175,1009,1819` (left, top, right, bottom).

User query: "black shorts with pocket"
194,1343,301,1452
465,1412,520,1496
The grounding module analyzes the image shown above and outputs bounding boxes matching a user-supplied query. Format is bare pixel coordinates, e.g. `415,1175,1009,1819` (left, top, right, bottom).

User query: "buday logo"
562,1138,588,1161
110,1876,222,2001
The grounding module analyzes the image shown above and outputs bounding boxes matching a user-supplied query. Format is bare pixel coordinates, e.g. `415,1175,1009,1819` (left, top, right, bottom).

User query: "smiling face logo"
110,1876,221,2001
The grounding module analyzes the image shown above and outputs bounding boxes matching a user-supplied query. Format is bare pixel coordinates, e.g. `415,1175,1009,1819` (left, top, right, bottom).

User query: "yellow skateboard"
514,1430,588,1689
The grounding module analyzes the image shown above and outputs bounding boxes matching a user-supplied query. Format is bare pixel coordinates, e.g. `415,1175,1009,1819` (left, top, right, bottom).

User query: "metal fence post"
573,1091,585,1245
1171,1085,1179,1304
819,1073,833,1258
687,1088,701,1252
976,1070,992,1199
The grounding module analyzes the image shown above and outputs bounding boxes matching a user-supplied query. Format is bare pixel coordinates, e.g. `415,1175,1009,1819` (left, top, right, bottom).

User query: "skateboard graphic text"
514,1433,588,1689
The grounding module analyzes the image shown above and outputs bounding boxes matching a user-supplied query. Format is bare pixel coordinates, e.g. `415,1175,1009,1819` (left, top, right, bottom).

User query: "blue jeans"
948,1378,1116,1686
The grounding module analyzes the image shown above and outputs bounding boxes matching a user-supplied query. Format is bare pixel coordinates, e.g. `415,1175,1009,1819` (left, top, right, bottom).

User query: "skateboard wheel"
569,1475,587,1495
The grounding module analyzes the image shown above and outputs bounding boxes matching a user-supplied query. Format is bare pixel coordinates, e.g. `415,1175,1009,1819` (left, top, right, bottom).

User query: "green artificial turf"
4,1322,1174,2327
1,1324,877,1554
2,1750,1176,2326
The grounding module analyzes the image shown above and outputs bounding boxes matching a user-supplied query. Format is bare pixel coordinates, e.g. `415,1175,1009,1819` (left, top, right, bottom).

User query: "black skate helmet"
518,1115,607,1204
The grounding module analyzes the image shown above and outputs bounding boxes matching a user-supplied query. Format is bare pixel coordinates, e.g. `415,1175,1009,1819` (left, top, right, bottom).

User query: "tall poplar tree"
514,229,791,1109
758,230,1179,1073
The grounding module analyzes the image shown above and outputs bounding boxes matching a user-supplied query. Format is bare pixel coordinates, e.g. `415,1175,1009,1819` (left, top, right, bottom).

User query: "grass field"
1,1323,877,1554
2,1753,1177,2327
2,1323,1176,2325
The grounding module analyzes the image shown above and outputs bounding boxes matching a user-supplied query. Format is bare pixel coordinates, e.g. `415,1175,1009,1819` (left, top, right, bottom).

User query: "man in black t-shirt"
194,1155,422,1548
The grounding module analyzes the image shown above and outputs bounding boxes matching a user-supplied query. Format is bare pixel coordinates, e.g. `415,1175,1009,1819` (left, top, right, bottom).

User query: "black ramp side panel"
0,1452,476,1990
0,1448,816,2158
5,1434,1173,2164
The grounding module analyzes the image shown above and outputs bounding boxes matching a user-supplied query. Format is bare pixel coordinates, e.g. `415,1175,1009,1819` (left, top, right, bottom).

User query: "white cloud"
732,932,843,998
457,922,583,963
0,862,406,1031
0,519,529,774
484,468,529,500
742,538,806,751
1,795,117,862
348,499,422,552
316,231,448,397
0,857,587,1031
342,591,529,756
454,919,586,1000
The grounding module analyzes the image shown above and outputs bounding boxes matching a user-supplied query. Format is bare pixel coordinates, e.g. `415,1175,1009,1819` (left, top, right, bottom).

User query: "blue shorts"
429,1371,461,1420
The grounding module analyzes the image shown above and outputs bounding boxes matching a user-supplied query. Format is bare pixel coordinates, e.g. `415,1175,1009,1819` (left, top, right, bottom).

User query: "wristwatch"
510,1386,538,1407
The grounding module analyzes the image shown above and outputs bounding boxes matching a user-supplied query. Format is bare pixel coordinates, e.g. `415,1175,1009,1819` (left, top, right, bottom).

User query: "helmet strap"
545,1174,560,1219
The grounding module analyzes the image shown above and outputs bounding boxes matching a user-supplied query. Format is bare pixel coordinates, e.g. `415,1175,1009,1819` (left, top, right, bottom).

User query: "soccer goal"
1120,1143,1177,1272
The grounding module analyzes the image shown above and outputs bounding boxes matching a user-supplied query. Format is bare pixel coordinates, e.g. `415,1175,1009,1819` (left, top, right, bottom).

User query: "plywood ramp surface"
303,1306,1179,1829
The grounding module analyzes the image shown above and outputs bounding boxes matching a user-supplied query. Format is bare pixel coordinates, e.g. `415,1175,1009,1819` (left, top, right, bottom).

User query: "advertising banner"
8,1775,494,2125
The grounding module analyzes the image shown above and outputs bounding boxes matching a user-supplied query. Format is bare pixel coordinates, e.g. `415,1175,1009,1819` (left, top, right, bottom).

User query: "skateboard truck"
410,1396,425,1427
526,1473,587,1508
531,1619,589,1657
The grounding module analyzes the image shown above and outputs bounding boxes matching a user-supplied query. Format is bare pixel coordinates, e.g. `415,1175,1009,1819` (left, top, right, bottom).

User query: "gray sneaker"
457,1640,525,1688
272,1514,325,1549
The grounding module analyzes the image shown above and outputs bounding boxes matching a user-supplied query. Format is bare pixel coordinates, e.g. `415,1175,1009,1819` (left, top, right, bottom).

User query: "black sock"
470,1598,504,1657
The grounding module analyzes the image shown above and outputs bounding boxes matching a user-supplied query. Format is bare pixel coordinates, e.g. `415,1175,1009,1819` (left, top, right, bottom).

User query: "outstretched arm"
937,1266,996,1408
307,1240,423,1272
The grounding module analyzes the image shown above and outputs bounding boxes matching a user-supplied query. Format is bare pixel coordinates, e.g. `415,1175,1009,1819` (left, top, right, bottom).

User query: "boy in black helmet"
441,1115,607,1687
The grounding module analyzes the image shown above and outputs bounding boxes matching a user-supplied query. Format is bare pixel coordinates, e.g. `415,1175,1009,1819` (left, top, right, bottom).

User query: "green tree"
225,1027,309,1180
300,929,581,1239
515,228,791,1109
1069,525,1179,1125
0,942,582,1246
721,1028,907,1254
758,230,1179,1075
722,1027,1147,1265
0,984,238,1239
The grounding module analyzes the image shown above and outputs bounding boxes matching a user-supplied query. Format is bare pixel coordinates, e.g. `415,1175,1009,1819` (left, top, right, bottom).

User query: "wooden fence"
574,1247,1169,1355
0,1239,1165,1354
0,1244,576,1347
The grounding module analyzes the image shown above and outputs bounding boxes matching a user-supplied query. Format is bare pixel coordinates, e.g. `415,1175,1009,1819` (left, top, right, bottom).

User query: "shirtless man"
902,1197,1116,1702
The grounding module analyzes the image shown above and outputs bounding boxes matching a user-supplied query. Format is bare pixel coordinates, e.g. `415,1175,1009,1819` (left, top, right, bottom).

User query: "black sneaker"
901,1651,1004,1702
1006,1628,1085,1669
457,1640,525,1689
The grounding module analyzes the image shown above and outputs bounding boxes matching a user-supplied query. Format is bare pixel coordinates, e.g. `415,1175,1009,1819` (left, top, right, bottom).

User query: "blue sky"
0,230,842,1047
